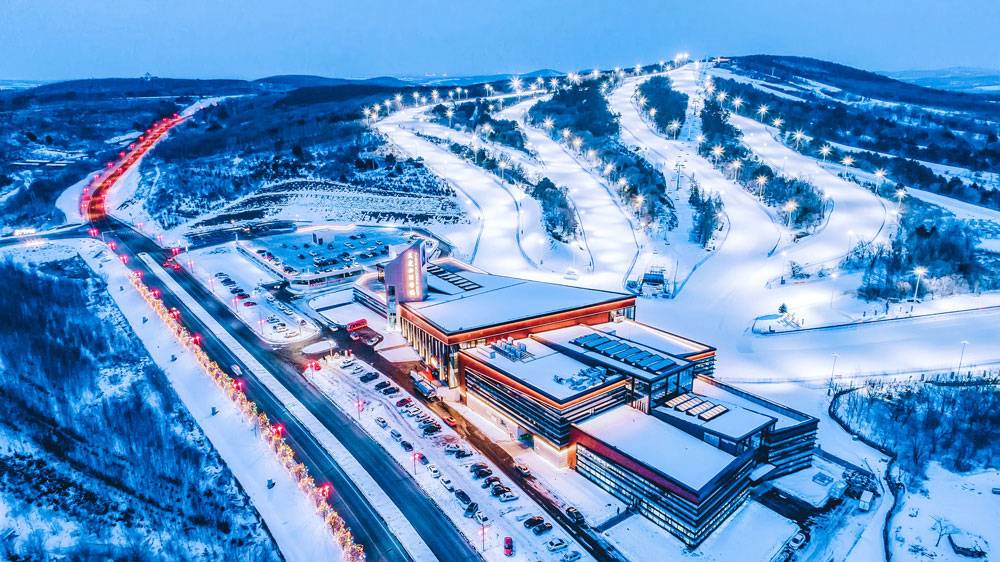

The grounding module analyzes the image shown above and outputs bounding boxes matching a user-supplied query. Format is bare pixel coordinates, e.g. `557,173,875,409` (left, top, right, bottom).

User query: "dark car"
463,502,479,518
454,489,472,505
566,507,585,525
482,476,502,489
396,398,412,407
360,373,379,383
229,287,243,294
401,441,413,452
473,468,493,479
382,387,399,395
417,453,430,465
532,522,553,535
491,485,511,497
469,463,489,473
523,516,544,529
374,381,391,390
455,449,473,459
422,424,441,435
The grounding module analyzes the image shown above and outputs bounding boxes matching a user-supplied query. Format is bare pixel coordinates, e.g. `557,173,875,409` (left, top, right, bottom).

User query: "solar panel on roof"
611,346,640,358
664,393,692,408
626,351,653,364
687,402,714,417
574,333,603,345
598,341,628,353
675,398,703,412
634,355,662,368
647,358,677,372
581,336,611,349
699,405,729,421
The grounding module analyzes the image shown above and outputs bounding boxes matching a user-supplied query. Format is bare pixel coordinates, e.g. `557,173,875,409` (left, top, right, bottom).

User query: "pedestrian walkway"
593,506,637,533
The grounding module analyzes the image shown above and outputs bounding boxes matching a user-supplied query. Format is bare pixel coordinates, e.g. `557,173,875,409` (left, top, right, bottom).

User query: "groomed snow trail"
378,106,540,278
501,99,640,291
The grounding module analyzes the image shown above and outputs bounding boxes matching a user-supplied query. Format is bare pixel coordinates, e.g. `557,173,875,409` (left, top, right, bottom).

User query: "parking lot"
237,225,440,291
304,353,593,562
176,243,319,344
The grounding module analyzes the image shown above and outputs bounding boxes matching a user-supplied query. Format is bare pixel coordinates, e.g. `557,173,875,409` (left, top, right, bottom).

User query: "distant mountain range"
400,69,563,87
879,67,1000,93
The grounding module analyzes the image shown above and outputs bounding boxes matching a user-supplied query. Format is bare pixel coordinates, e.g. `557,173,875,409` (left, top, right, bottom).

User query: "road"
78,118,480,562
101,215,482,562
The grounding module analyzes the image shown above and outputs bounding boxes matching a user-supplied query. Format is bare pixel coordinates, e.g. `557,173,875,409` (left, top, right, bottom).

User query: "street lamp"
732,97,744,113
445,108,454,127
771,117,783,128
711,145,724,163
841,156,855,167
411,452,420,475
957,340,970,374
542,117,554,130
819,145,831,162
478,525,487,552
757,104,769,120
668,120,681,139
783,200,798,226
755,175,768,196
912,266,928,300
895,188,906,212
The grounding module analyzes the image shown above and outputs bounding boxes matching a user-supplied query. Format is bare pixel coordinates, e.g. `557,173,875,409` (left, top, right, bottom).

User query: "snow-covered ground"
890,462,999,562
7,238,345,562
307,356,594,562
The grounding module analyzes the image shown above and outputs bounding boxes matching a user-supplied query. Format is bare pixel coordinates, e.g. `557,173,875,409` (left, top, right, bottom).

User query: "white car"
427,465,441,478
474,511,490,526
561,552,581,562
444,444,461,454
440,477,454,491
546,538,567,552
498,492,518,502
375,417,387,428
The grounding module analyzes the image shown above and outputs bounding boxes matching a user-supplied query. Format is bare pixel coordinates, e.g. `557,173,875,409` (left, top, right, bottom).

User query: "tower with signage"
380,241,426,331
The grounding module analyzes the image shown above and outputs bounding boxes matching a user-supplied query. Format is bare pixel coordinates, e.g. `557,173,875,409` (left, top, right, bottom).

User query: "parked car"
469,462,489,473
396,398,412,407
427,465,441,478
374,381,391,390
523,516,544,529
423,425,441,435
789,531,808,549
474,511,491,526
532,522,553,535
463,502,479,518
444,444,461,454
235,293,250,300
499,492,518,502
440,477,454,491
375,417,387,428
390,430,402,442
504,537,514,557
243,301,257,307
442,416,458,427
418,453,430,465
491,485,511,497
360,373,379,383
454,489,472,505
473,468,493,479
455,449,472,459
382,387,399,396
561,551,581,562
566,506,585,525
546,538,567,551
401,441,413,452
514,463,531,477
481,476,502,489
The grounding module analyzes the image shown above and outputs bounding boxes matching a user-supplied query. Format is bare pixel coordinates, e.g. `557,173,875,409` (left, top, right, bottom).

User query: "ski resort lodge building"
353,245,818,547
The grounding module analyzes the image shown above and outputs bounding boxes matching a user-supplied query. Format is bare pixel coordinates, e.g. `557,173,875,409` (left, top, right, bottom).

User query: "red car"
396,398,412,407
504,537,513,557
243,301,257,307
235,293,250,300
443,416,458,427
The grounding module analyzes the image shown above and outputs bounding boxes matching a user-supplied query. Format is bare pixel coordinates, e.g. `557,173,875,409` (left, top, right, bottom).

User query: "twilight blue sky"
2,0,998,81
